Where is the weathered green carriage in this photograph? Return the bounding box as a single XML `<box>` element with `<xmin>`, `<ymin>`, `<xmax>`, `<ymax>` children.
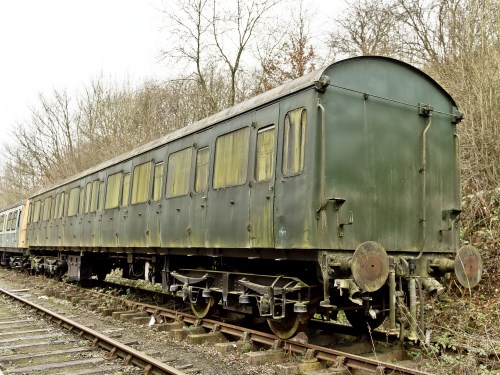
<box><xmin>2</xmin><ymin>56</ymin><xmax>482</xmax><ymax>339</ymax></box>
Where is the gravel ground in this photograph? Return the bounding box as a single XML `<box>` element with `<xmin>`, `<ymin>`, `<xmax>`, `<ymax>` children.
<box><xmin>0</xmin><ymin>269</ymin><xmax>283</xmax><ymax>375</ymax></box>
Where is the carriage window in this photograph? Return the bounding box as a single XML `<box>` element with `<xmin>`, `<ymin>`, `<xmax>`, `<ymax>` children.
<box><xmin>283</xmin><ymin>108</ymin><xmax>306</xmax><ymax>176</ymax></box>
<box><xmin>6</xmin><ymin>213</ymin><xmax>13</xmax><ymax>230</ymax></box>
<box><xmin>79</xmin><ymin>188</ymin><xmax>85</xmax><ymax>215</ymax></box>
<box><xmin>153</xmin><ymin>162</ymin><xmax>164</xmax><ymax>201</ymax></box>
<box><xmin>27</xmin><ymin>203</ymin><xmax>32</xmax><ymax>224</ymax></box>
<box><xmin>33</xmin><ymin>200</ymin><xmax>41</xmax><ymax>223</ymax></box>
<box><xmin>53</xmin><ymin>193</ymin><xmax>60</xmax><ymax>219</ymax></box>
<box><xmin>13</xmin><ymin>210</ymin><xmax>19</xmax><ymax>229</ymax></box>
<box><xmin>213</xmin><ymin>127</ymin><xmax>250</xmax><ymax>188</ymax></box>
<box><xmin>255</xmin><ymin>125</ymin><xmax>275</xmax><ymax>182</ymax></box>
<box><xmin>98</xmin><ymin>182</ymin><xmax>105</xmax><ymax>211</ymax></box>
<box><xmin>131</xmin><ymin>162</ymin><xmax>152</xmax><ymax>204</ymax></box>
<box><xmin>42</xmin><ymin>196</ymin><xmax>52</xmax><ymax>221</ymax></box>
<box><xmin>67</xmin><ymin>187</ymin><xmax>80</xmax><ymax>217</ymax></box>
<box><xmin>13</xmin><ymin>211</ymin><xmax>18</xmax><ymax>229</ymax></box>
<box><xmin>9</xmin><ymin>212</ymin><xmax>16</xmax><ymax>230</ymax></box>
<box><xmin>106</xmin><ymin>172</ymin><xmax>122</xmax><ymax>209</ymax></box>
<box><xmin>85</xmin><ymin>183</ymin><xmax>92</xmax><ymax>213</ymax></box>
<box><xmin>122</xmin><ymin>173</ymin><xmax>130</xmax><ymax>206</ymax></box>
<box><xmin>0</xmin><ymin>215</ymin><xmax>4</xmax><ymax>232</ymax></box>
<box><xmin>195</xmin><ymin>147</ymin><xmax>209</xmax><ymax>193</ymax></box>
<box><xmin>90</xmin><ymin>181</ymin><xmax>99</xmax><ymax>212</ymax></box>
<box><xmin>54</xmin><ymin>193</ymin><xmax>65</xmax><ymax>218</ymax></box>
<box><xmin>166</xmin><ymin>149</ymin><xmax>192</xmax><ymax>198</ymax></box>
<box><xmin>65</xmin><ymin>192</ymin><xmax>70</xmax><ymax>217</ymax></box>
<box><xmin>58</xmin><ymin>192</ymin><xmax>66</xmax><ymax>218</ymax></box>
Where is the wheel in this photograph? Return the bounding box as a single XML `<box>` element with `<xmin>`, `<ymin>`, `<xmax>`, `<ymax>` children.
<box><xmin>267</xmin><ymin>311</ymin><xmax>306</xmax><ymax>340</ymax></box>
<box><xmin>191</xmin><ymin>296</ymin><xmax>218</xmax><ymax>319</ymax></box>
<box><xmin>344</xmin><ymin>308</ymin><xmax>387</xmax><ymax>332</ymax></box>
<box><xmin>267</xmin><ymin>302</ymin><xmax>317</xmax><ymax>340</ymax></box>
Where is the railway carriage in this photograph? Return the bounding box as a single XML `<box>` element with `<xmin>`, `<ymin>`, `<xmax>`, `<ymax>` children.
<box><xmin>0</xmin><ymin>56</ymin><xmax>482</xmax><ymax>339</ymax></box>
<box><xmin>0</xmin><ymin>203</ymin><xmax>27</xmax><ymax>267</ymax></box>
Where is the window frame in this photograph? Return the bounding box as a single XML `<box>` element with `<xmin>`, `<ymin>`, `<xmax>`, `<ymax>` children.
<box><xmin>6</xmin><ymin>212</ymin><xmax>13</xmax><ymax>231</ymax></box>
<box><xmin>53</xmin><ymin>193</ymin><xmax>60</xmax><ymax>219</ymax></box>
<box><xmin>194</xmin><ymin>147</ymin><xmax>210</xmax><ymax>193</ymax></box>
<box><xmin>166</xmin><ymin>148</ymin><xmax>192</xmax><ymax>199</ymax></box>
<box><xmin>8</xmin><ymin>212</ymin><xmax>15</xmax><ymax>230</ymax></box>
<box><xmin>42</xmin><ymin>196</ymin><xmax>52</xmax><ymax>221</ymax></box>
<box><xmin>27</xmin><ymin>203</ymin><xmax>32</xmax><ymax>224</ymax></box>
<box><xmin>33</xmin><ymin>200</ymin><xmax>41</xmax><ymax>223</ymax></box>
<box><xmin>131</xmin><ymin>161</ymin><xmax>152</xmax><ymax>205</ymax></box>
<box><xmin>105</xmin><ymin>172</ymin><xmax>123</xmax><ymax>210</ymax></box>
<box><xmin>79</xmin><ymin>187</ymin><xmax>85</xmax><ymax>215</ymax></box>
<box><xmin>90</xmin><ymin>180</ymin><xmax>99</xmax><ymax>213</ymax></box>
<box><xmin>213</xmin><ymin>127</ymin><xmax>250</xmax><ymax>189</ymax></box>
<box><xmin>254</xmin><ymin>125</ymin><xmax>276</xmax><ymax>182</ymax></box>
<box><xmin>67</xmin><ymin>187</ymin><xmax>80</xmax><ymax>217</ymax></box>
<box><xmin>58</xmin><ymin>191</ymin><xmax>66</xmax><ymax>218</ymax></box>
<box><xmin>98</xmin><ymin>181</ymin><xmax>105</xmax><ymax>211</ymax></box>
<box><xmin>85</xmin><ymin>182</ymin><xmax>92</xmax><ymax>214</ymax></box>
<box><xmin>152</xmin><ymin>162</ymin><xmax>165</xmax><ymax>201</ymax></box>
<box><xmin>121</xmin><ymin>172</ymin><xmax>131</xmax><ymax>207</ymax></box>
<box><xmin>282</xmin><ymin>108</ymin><xmax>307</xmax><ymax>177</ymax></box>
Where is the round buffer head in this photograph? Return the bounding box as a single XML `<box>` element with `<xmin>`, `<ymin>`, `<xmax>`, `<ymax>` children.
<box><xmin>454</xmin><ymin>245</ymin><xmax>482</xmax><ymax>289</ymax></box>
<box><xmin>351</xmin><ymin>241</ymin><xmax>389</xmax><ymax>292</ymax></box>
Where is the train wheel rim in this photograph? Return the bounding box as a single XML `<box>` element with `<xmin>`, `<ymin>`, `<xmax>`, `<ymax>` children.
<box><xmin>267</xmin><ymin>312</ymin><xmax>305</xmax><ymax>340</ymax></box>
<box><xmin>191</xmin><ymin>296</ymin><xmax>217</xmax><ymax>319</ymax></box>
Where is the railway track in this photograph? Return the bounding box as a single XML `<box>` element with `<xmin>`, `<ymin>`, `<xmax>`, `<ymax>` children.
<box><xmin>0</xmin><ymin>286</ymin><xmax>187</xmax><ymax>375</ymax></box>
<box><xmin>0</xmin><ymin>270</ymin><xmax>434</xmax><ymax>375</ymax></box>
<box><xmin>0</xmin><ymin>270</ymin><xmax>438</xmax><ymax>375</ymax></box>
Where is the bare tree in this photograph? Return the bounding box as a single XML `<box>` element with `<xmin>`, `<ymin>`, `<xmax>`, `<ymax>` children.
<box><xmin>160</xmin><ymin>0</ymin><xmax>281</xmax><ymax>114</ymax></box>
<box><xmin>328</xmin><ymin>0</ymin><xmax>404</xmax><ymax>59</ymax></box>
<box><xmin>161</xmin><ymin>0</ymin><xmax>219</xmax><ymax>113</ymax></box>
<box><xmin>5</xmin><ymin>90</ymin><xmax>80</xmax><ymax>186</ymax></box>
<box><xmin>394</xmin><ymin>0</ymin><xmax>499</xmax><ymax>64</ymax></box>
<box><xmin>77</xmin><ymin>79</ymin><xmax>138</xmax><ymax>165</ymax></box>
<box><xmin>211</xmin><ymin>0</ymin><xmax>281</xmax><ymax>105</ymax></box>
<box><xmin>256</xmin><ymin>1</ymin><xmax>319</xmax><ymax>92</ymax></box>
<box><xmin>0</xmin><ymin>161</ymin><xmax>34</xmax><ymax>206</ymax></box>
<box><xmin>0</xmin><ymin>89</ymin><xmax>85</xmax><ymax>205</ymax></box>
<box><xmin>0</xmin><ymin>72</ymin><xmax>238</xmax><ymax>210</ymax></box>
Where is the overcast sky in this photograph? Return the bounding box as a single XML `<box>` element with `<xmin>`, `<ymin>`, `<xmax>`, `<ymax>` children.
<box><xmin>0</xmin><ymin>0</ymin><xmax>335</xmax><ymax>149</ymax></box>
<box><xmin>0</xmin><ymin>0</ymin><xmax>166</xmax><ymax>146</ymax></box>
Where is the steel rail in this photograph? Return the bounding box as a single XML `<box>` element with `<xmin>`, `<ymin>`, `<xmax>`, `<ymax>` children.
<box><xmin>63</xmin><ymin>283</ymin><xmax>432</xmax><ymax>375</ymax></box>
<box><xmin>0</xmin><ymin>286</ymin><xmax>187</xmax><ymax>375</ymax></box>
